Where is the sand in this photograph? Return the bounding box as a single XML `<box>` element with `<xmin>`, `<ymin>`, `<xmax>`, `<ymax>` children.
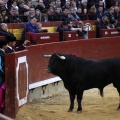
<box><xmin>15</xmin><ymin>84</ymin><xmax>120</xmax><ymax>120</ymax></box>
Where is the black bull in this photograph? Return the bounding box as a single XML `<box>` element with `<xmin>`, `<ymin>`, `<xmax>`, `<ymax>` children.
<box><xmin>44</xmin><ymin>53</ymin><xmax>120</xmax><ymax>113</ymax></box>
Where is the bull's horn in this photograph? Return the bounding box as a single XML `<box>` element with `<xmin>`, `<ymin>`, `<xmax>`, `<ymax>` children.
<box><xmin>42</xmin><ymin>54</ymin><xmax>51</xmax><ymax>58</ymax></box>
<box><xmin>56</xmin><ymin>54</ymin><xmax>66</xmax><ymax>60</ymax></box>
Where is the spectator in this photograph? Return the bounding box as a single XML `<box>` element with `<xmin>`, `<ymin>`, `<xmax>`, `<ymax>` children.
<box><xmin>26</xmin><ymin>0</ymin><xmax>33</xmax><ymax>8</ymax></box>
<box><xmin>0</xmin><ymin>1</ymin><xmax>4</xmax><ymax>12</ymax></box>
<box><xmin>41</xmin><ymin>9</ymin><xmax>48</xmax><ymax>22</ymax></box>
<box><xmin>11</xmin><ymin>0</ymin><xmax>19</xmax><ymax>10</ymax></box>
<box><xmin>98</xmin><ymin>15</ymin><xmax>114</xmax><ymax>29</ymax></box>
<box><xmin>54</xmin><ymin>0</ymin><xmax>61</xmax><ymax>9</ymax></box>
<box><xmin>76</xmin><ymin>7</ymin><xmax>83</xmax><ymax>19</ymax></box>
<box><xmin>56</xmin><ymin>21</ymin><xmax>71</xmax><ymax>41</ymax></box>
<box><xmin>76</xmin><ymin>7</ymin><xmax>88</xmax><ymax>20</ymax></box>
<box><xmin>62</xmin><ymin>8</ymin><xmax>70</xmax><ymax>21</ymax></box>
<box><xmin>28</xmin><ymin>7</ymin><xmax>35</xmax><ymax>21</ymax></box>
<box><xmin>88</xmin><ymin>5</ymin><xmax>97</xmax><ymax>20</ymax></box>
<box><xmin>78</xmin><ymin>0</ymin><xmax>88</xmax><ymax>13</ymax></box>
<box><xmin>43</xmin><ymin>0</ymin><xmax>49</xmax><ymax>8</ymax></box>
<box><xmin>48</xmin><ymin>0</ymin><xmax>55</xmax><ymax>9</ymax></box>
<box><xmin>71</xmin><ymin>1</ymin><xmax>77</xmax><ymax>12</ymax></box>
<box><xmin>0</xmin><ymin>8</ymin><xmax>10</xmax><ymax>23</ymax></box>
<box><xmin>25</xmin><ymin>16</ymin><xmax>39</xmax><ymax>44</ymax></box>
<box><xmin>35</xmin><ymin>0</ymin><xmax>45</xmax><ymax>12</ymax></box>
<box><xmin>18</xmin><ymin>0</ymin><xmax>25</xmax><ymax>15</ymax></box>
<box><xmin>68</xmin><ymin>7</ymin><xmax>80</xmax><ymax>21</ymax></box>
<box><xmin>2</xmin><ymin>0</ymin><xmax>11</xmax><ymax>14</ymax></box>
<box><xmin>0</xmin><ymin>23</ymin><xmax>15</xmax><ymax>39</ymax></box>
<box><xmin>9</xmin><ymin>7</ymin><xmax>22</xmax><ymax>23</ymax></box>
<box><xmin>36</xmin><ymin>22</ymin><xmax>48</xmax><ymax>32</ymax></box>
<box><xmin>0</xmin><ymin>39</ymin><xmax>8</xmax><ymax>113</ymax></box>
<box><xmin>20</xmin><ymin>8</ymin><xmax>29</xmax><ymax>22</ymax></box>
<box><xmin>47</xmin><ymin>7</ymin><xmax>55</xmax><ymax>21</ymax></box>
<box><xmin>113</xmin><ymin>1</ymin><xmax>120</xmax><ymax>7</ymax></box>
<box><xmin>54</xmin><ymin>7</ymin><xmax>62</xmax><ymax>21</ymax></box>
<box><xmin>87</xmin><ymin>0</ymin><xmax>99</xmax><ymax>9</ymax></box>
<box><xmin>97</xmin><ymin>6</ymin><xmax>104</xmax><ymax>21</ymax></box>
<box><xmin>106</xmin><ymin>6</ymin><xmax>115</xmax><ymax>24</ymax></box>
<box><xmin>82</xmin><ymin>8</ymin><xmax>89</xmax><ymax>20</ymax></box>
<box><xmin>75</xmin><ymin>21</ymin><xmax>88</xmax><ymax>39</ymax></box>
<box><xmin>67</xmin><ymin>20</ymin><xmax>86</xmax><ymax>32</ymax></box>
<box><xmin>5</xmin><ymin>36</ymin><xmax>29</xmax><ymax>53</ymax></box>
<box><xmin>114</xmin><ymin>6</ymin><xmax>120</xmax><ymax>25</ymax></box>
<box><xmin>62</xmin><ymin>0</ymin><xmax>71</xmax><ymax>10</ymax></box>
<box><xmin>35</xmin><ymin>9</ymin><xmax>41</xmax><ymax>22</ymax></box>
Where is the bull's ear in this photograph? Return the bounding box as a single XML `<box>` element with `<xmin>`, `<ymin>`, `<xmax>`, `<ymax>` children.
<box><xmin>56</xmin><ymin>54</ymin><xmax>66</xmax><ymax>60</ymax></box>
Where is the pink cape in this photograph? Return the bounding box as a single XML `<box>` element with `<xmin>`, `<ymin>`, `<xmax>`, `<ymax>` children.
<box><xmin>0</xmin><ymin>84</ymin><xmax>5</xmax><ymax>109</ymax></box>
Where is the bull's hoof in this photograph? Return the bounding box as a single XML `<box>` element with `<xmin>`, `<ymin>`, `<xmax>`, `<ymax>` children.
<box><xmin>77</xmin><ymin>111</ymin><xmax>82</xmax><ymax>114</ymax></box>
<box><xmin>117</xmin><ymin>108</ymin><xmax>120</xmax><ymax>111</ymax></box>
<box><xmin>117</xmin><ymin>106</ymin><xmax>120</xmax><ymax>111</ymax></box>
<box><xmin>67</xmin><ymin>109</ymin><xmax>73</xmax><ymax>112</ymax></box>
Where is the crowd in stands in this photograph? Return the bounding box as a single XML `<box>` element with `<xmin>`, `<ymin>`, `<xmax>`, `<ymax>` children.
<box><xmin>0</xmin><ymin>0</ymin><xmax>118</xmax><ymax>23</ymax></box>
<box><xmin>0</xmin><ymin>0</ymin><xmax>119</xmax><ymax>38</ymax></box>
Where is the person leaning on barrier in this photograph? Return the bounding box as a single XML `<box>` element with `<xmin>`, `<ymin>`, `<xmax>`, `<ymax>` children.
<box><xmin>0</xmin><ymin>39</ymin><xmax>8</xmax><ymax>113</ymax></box>
<box><xmin>98</xmin><ymin>15</ymin><xmax>114</xmax><ymax>29</ymax></box>
<box><xmin>56</xmin><ymin>21</ymin><xmax>71</xmax><ymax>41</ymax></box>
<box><xmin>0</xmin><ymin>23</ymin><xmax>15</xmax><ymax>39</ymax></box>
<box><xmin>5</xmin><ymin>36</ymin><xmax>29</xmax><ymax>53</ymax></box>
<box><xmin>36</xmin><ymin>22</ymin><xmax>48</xmax><ymax>33</ymax></box>
<box><xmin>25</xmin><ymin>16</ymin><xmax>39</xmax><ymax>44</ymax></box>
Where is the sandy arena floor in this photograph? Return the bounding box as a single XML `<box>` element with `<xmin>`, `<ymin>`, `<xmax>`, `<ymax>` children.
<box><xmin>15</xmin><ymin>84</ymin><xmax>120</xmax><ymax>120</ymax></box>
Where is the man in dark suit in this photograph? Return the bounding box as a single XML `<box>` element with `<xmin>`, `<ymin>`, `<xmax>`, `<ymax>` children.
<box><xmin>97</xmin><ymin>6</ymin><xmax>104</xmax><ymax>21</ymax></box>
<box><xmin>5</xmin><ymin>36</ymin><xmax>29</xmax><ymax>53</ymax></box>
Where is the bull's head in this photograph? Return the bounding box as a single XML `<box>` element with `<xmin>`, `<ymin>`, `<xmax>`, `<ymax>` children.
<box><xmin>43</xmin><ymin>53</ymin><xmax>66</xmax><ymax>75</ymax></box>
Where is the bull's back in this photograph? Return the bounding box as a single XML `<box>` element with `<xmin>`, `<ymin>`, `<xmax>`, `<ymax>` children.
<box><xmin>72</xmin><ymin>58</ymin><xmax>120</xmax><ymax>90</ymax></box>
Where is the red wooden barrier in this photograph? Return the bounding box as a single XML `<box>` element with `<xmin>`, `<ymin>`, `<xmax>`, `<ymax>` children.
<box><xmin>5</xmin><ymin>50</ymin><xmax>28</xmax><ymax>118</ymax></box>
<box><xmin>100</xmin><ymin>28</ymin><xmax>120</xmax><ymax>37</ymax></box>
<box><xmin>36</xmin><ymin>32</ymin><xmax>59</xmax><ymax>44</ymax></box>
<box><xmin>63</xmin><ymin>30</ymin><xmax>96</xmax><ymax>41</ymax></box>
<box><xmin>4</xmin><ymin>36</ymin><xmax>120</xmax><ymax>118</ymax></box>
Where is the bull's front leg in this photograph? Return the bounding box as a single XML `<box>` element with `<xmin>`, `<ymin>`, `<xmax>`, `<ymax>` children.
<box><xmin>67</xmin><ymin>91</ymin><xmax>75</xmax><ymax>112</ymax></box>
<box><xmin>77</xmin><ymin>91</ymin><xmax>83</xmax><ymax>113</ymax></box>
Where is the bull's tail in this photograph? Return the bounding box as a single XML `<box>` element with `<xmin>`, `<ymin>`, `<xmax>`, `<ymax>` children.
<box><xmin>99</xmin><ymin>88</ymin><xmax>104</xmax><ymax>97</ymax></box>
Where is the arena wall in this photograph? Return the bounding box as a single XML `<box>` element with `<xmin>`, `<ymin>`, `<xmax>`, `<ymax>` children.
<box><xmin>4</xmin><ymin>36</ymin><xmax>120</xmax><ymax>118</ymax></box>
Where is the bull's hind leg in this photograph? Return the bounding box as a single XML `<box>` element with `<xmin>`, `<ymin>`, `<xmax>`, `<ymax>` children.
<box><xmin>117</xmin><ymin>96</ymin><xmax>120</xmax><ymax>110</ymax></box>
<box><xmin>113</xmin><ymin>83</ymin><xmax>120</xmax><ymax>110</ymax></box>
<box><xmin>67</xmin><ymin>91</ymin><xmax>75</xmax><ymax>112</ymax></box>
<box><xmin>116</xmin><ymin>88</ymin><xmax>120</xmax><ymax>110</ymax></box>
<box><xmin>76</xmin><ymin>91</ymin><xmax>83</xmax><ymax>113</ymax></box>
